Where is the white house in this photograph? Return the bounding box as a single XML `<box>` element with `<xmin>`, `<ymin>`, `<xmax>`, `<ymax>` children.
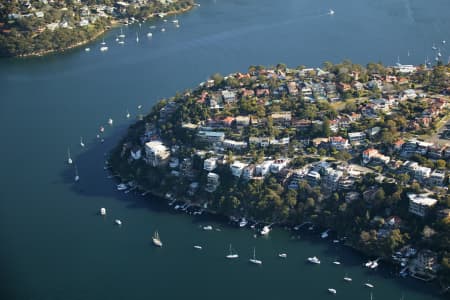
<box><xmin>204</xmin><ymin>157</ymin><xmax>218</xmax><ymax>171</ymax></box>
<box><xmin>205</xmin><ymin>172</ymin><xmax>220</xmax><ymax>192</ymax></box>
<box><xmin>270</xmin><ymin>159</ymin><xmax>288</xmax><ymax>174</ymax></box>
<box><xmin>408</xmin><ymin>193</ymin><xmax>437</xmax><ymax>217</ymax></box>
<box><xmin>230</xmin><ymin>161</ymin><xmax>248</xmax><ymax>177</ymax></box>
<box><xmin>144</xmin><ymin>141</ymin><xmax>170</xmax><ymax>167</ymax></box>
<box><xmin>348</xmin><ymin>132</ymin><xmax>366</xmax><ymax>143</ymax></box>
<box><xmin>255</xmin><ymin>160</ymin><xmax>273</xmax><ymax>177</ymax></box>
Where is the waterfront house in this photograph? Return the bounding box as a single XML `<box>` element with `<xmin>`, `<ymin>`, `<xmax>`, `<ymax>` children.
<box><xmin>407</xmin><ymin>194</ymin><xmax>437</xmax><ymax>217</ymax></box>
<box><xmin>410</xmin><ymin>250</ymin><xmax>439</xmax><ymax>281</ymax></box>
<box><xmin>145</xmin><ymin>141</ymin><xmax>170</xmax><ymax>167</ymax></box>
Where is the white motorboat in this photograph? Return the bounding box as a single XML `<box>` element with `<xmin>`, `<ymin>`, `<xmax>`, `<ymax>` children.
<box><xmin>100</xmin><ymin>126</ymin><xmax>105</xmax><ymax>133</ymax></box>
<box><xmin>226</xmin><ymin>244</ymin><xmax>239</xmax><ymax>259</ymax></box>
<box><xmin>278</xmin><ymin>253</ymin><xmax>287</xmax><ymax>258</ymax></box>
<box><xmin>328</xmin><ymin>288</ymin><xmax>337</xmax><ymax>294</ymax></box>
<box><xmin>443</xmin><ymin>40</ymin><xmax>446</xmax><ymax>44</ymax></box>
<box><xmin>193</xmin><ymin>245</ymin><xmax>202</xmax><ymax>250</ymax></box>
<box><xmin>343</xmin><ymin>276</ymin><xmax>352</xmax><ymax>282</ymax></box>
<box><xmin>161</xmin><ymin>28</ymin><xmax>166</xmax><ymax>32</ymax></box>
<box><xmin>239</xmin><ymin>217</ymin><xmax>248</xmax><ymax>228</ymax></box>
<box><xmin>108</xmin><ymin>118</ymin><xmax>113</xmax><ymax>126</ymax></box>
<box><xmin>126</xmin><ymin>110</ymin><xmax>130</xmax><ymax>119</ymax></box>
<box><xmin>328</xmin><ymin>9</ymin><xmax>335</xmax><ymax>15</ymax></box>
<box><xmin>74</xmin><ymin>165</ymin><xmax>80</xmax><ymax>182</ymax></box>
<box><xmin>432</xmin><ymin>44</ymin><xmax>437</xmax><ymax>50</ymax></box>
<box><xmin>370</xmin><ymin>260</ymin><xmax>379</xmax><ymax>269</ymax></box>
<box><xmin>203</xmin><ymin>225</ymin><xmax>213</xmax><ymax>231</ymax></box>
<box><xmin>85</xmin><ymin>48</ymin><xmax>90</xmax><ymax>52</ymax></box>
<box><xmin>137</xmin><ymin>104</ymin><xmax>142</xmax><ymax>109</ymax></box>
<box><xmin>249</xmin><ymin>248</ymin><xmax>262</xmax><ymax>265</ymax></box>
<box><xmin>136</xmin><ymin>32</ymin><xmax>139</xmax><ymax>43</ymax></box>
<box><xmin>332</xmin><ymin>239</ymin><xmax>339</xmax><ymax>243</ymax></box>
<box><xmin>80</xmin><ymin>137</ymin><xmax>85</xmax><ymax>148</ymax></box>
<box><xmin>321</xmin><ymin>229</ymin><xmax>329</xmax><ymax>238</ymax></box>
<box><xmin>67</xmin><ymin>148</ymin><xmax>73</xmax><ymax>165</ymax></box>
<box><xmin>149</xmin><ymin>25</ymin><xmax>156</xmax><ymax>29</ymax></box>
<box><xmin>333</xmin><ymin>261</ymin><xmax>341</xmax><ymax>265</ymax></box>
<box><xmin>152</xmin><ymin>230</ymin><xmax>163</xmax><ymax>247</ymax></box>
<box><xmin>365</xmin><ymin>260</ymin><xmax>374</xmax><ymax>268</ymax></box>
<box><xmin>175</xmin><ymin>24</ymin><xmax>180</xmax><ymax>28</ymax></box>
<box><xmin>364</xmin><ymin>283</ymin><xmax>374</xmax><ymax>288</ymax></box>
<box><xmin>117</xmin><ymin>183</ymin><xmax>127</xmax><ymax>191</ymax></box>
<box><xmin>100</xmin><ymin>46</ymin><xmax>108</xmax><ymax>52</ymax></box>
<box><xmin>100</xmin><ymin>207</ymin><xmax>106</xmax><ymax>216</ymax></box>
<box><xmin>118</xmin><ymin>40</ymin><xmax>125</xmax><ymax>45</ymax></box>
<box><xmin>260</xmin><ymin>225</ymin><xmax>270</xmax><ymax>235</ymax></box>
<box><xmin>115</xmin><ymin>219</ymin><xmax>122</xmax><ymax>225</ymax></box>
<box><xmin>147</xmin><ymin>32</ymin><xmax>152</xmax><ymax>37</ymax></box>
<box><xmin>307</xmin><ymin>256</ymin><xmax>321</xmax><ymax>264</ymax></box>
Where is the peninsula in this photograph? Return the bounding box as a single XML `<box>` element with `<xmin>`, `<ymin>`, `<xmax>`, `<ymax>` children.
<box><xmin>109</xmin><ymin>61</ymin><xmax>450</xmax><ymax>291</ymax></box>
<box><xmin>0</xmin><ymin>0</ymin><xmax>194</xmax><ymax>57</ymax></box>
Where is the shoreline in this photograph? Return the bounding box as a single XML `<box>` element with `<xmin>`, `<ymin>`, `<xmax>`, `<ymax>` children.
<box><xmin>12</xmin><ymin>4</ymin><xmax>195</xmax><ymax>59</ymax></box>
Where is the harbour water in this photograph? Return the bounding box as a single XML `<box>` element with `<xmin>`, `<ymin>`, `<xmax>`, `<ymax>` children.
<box><xmin>0</xmin><ymin>0</ymin><xmax>449</xmax><ymax>299</ymax></box>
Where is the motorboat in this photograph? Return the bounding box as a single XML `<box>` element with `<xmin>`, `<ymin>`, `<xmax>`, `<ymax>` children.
<box><xmin>108</xmin><ymin>118</ymin><xmax>113</xmax><ymax>126</ymax></box>
<box><xmin>115</xmin><ymin>219</ymin><xmax>122</xmax><ymax>225</ymax></box>
<box><xmin>85</xmin><ymin>48</ymin><xmax>90</xmax><ymax>52</ymax></box>
<box><xmin>100</xmin><ymin>126</ymin><xmax>105</xmax><ymax>132</ymax></box>
<box><xmin>278</xmin><ymin>253</ymin><xmax>287</xmax><ymax>258</ymax></box>
<box><xmin>365</xmin><ymin>260</ymin><xmax>374</xmax><ymax>268</ymax></box>
<box><xmin>147</xmin><ymin>32</ymin><xmax>153</xmax><ymax>37</ymax></box>
<box><xmin>260</xmin><ymin>225</ymin><xmax>270</xmax><ymax>235</ymax></box>
<box><xmin>80</xmin><ymin>137</ymin><xmax>85</xmax><ymax>148</ymax></box>
<box><xmin>249</xmin><ymin>248</ymin><xmax>262</xmax><ymax>265</ymax></box>
<box><xmin>161</xmin><ymin>28</ymin><xmax>166</xmax><ymax>32</ymax></box>
<box><xmin>118</xmin><ymin>40</ymin><xmax>125</xmax><ymax>45</ymax></box>
<box><xmin>364</xmin><ymin>283</ymin><xmax>374</xmax><ymax>288</ymax></box>
<box><xmin>239</xmin><ymin>217</ymin><xmax>248</xmax><ymax>228</ymax></box>
<box><xmin>203</xmin><ymin>225</ymin><xmax>213</xmax><ymax>231</ymax></box>
<box><xmin>343</xmin><ymin>276</ymin><xmax>352</xmax><ymax>282</ymax></box>
<box><xmin>328</xmin><ymin>288</ymin><xmax>337</xmax><ymax>294</ymax></box>
<box><xmin>333</xmin><ymin>261</ymin><xmax>341</xmax><ymax>265</ymax></box>
<box><xmin>328</xmin><ymin>9</ymin><xmax>335</xmax><ymax>15</ymax></box>
<box><xmin>136</xmin><ymin>32</ymin><xmax>139</xmax><ymax>43</ymax></box>
<box><xmin>100</xmin><ymin>207</ymin><xmax>106</xmax><ymax>216</ymax></box>
<box><xmin>100</xmin><ymin>46</ymin><xmax>108</xmax><ymax>52</ymax></box>
<box><xmin>126</xmin><ymin>110</ymin><xmax>130</xmax><ymax>119</ymax></box>
<box><xmin>193</xmin><ymin>245</ymin><xmax>202</xmax><ymax>250</ymax></box>
<box><xmin>307</xmin><ymin>256</ymin><xmax>320</xmax><ymax>264</ymax></box>
<box><xmin>226</xmin><ymin>244</ymin><xmax>239</xmax><ymax>259</ymax></box>
<box><xmin>152</xmin><ymin>230</ymin><xmax>163</xmax><ymax>247</ymax></box>
<box><xmin>321</xmin><ymin>229</ymin><xmax>329</xmax><ymax>238</ymax></box>
<box><xmin>137</xmin><ymin>104</ymin><xmax>142</xmax><ymax>109</ymax></box>
<box><xmin>74</xmin><ymin>165</ymin><xmax>80</xmax><ymax>182</ymax></box>
<box><xmin>117</xmin><ymin>183</ymin><xmax>127</xmax><ymax>191</ymax></box>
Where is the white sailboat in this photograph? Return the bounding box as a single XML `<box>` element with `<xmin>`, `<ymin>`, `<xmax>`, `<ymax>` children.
<box><xmin>136</xmin><ymin>32</ymin><xmax>139</xmax><ymax>43</ymax></box>
<box><xmin>226</xmin><ymin>244</ymin><xmax>239</xmax><ymax>259</ymax></box>
<box><xmin>119</xmin><ymin>28</ymin><xmax>125</xmax><ymax>38</ymax></box>
<box><xmin>74</xmin><ymin>165</ymin><xmax>80</xmax><ymax>182</ymax></box>
<box><xmin>343</xmin><ymin>274</ymin><xmax>352</xmax><ymax>282</ymax></box>
<box><xmin>249</xmin><ymin>247</ymin><xmax>262</xmax><ymax>265</ymax></box>
<box><xmin>101</xmin><ymin>38</ymin><xmax>106</xmax><ymax>45</ymax></box>
<box><xmin>80</xmin><ymin>137</ymin><xmax>85</xmax><ymax>148</ymax></box>
<box><xmin>67</xmin><ymin>148</ymin><xmax>73</xmax><ymax>165</ymax></box>
<box><xmin>152</xmin><ymin>230</ymin><xmax>163</xmax><ymax>247</ymax></box>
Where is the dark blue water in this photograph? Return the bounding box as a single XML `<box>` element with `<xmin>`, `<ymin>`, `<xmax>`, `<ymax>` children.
<box><xmin>1</xmin><ymin>0</ymin><xmax>448</xmax><ymax>299</ymax></box>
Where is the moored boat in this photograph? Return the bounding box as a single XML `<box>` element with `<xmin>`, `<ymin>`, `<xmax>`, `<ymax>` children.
<box><xmin>249</xmin><ymin>247</ymin><xmax>262</xmax><ymax>265</ymax></box>
<box><xmin>100</xmin><ymin>207</ymin><xmax>106</xmax><ymax>215</ymax></box>
<box><xmin>152</xmin><ymin>230</ymin><xmax>163</xmax><ymax>247</ymax></box>
<box><xmin>307</xmin><ymin>256</ymin><xmax>321</xmax><ymax>264</ymax></box>
<box><xmin>226</xmin><ymin>244</ymin><xmax>239</xmax><ymax>259</ymax></box>
<box><xmin>328</xmin><ymin>288</ymin><xmax>337</xmax><ymax>294</ymax></box>
<box><xmin>260</xmin><ymin>225</ymin><xmax>270</xmax><ymax>235</ymax></box>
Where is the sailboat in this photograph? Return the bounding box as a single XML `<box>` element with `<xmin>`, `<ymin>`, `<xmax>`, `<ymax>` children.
<box><xmin>80</xmin><ymin>137</ymin><xmax>85</xmax><ymax>148</ymax></box>
<box><xmin>226</xmin><ymin>244</ymin><xmax>239</xmax><ymax>259</ymax></box>
<box><xmin>74</xmin><ymin>165</ymin><xmax>80</xmax><ymax>182</ymax></box>
<box><xmin>119</xmin><ymin>28</ymin><xmax>125</xmax><ymax>38</ymax></box>
<box><xmin>249</xmin><ymin>247</ymin><xmax>262</xmax><ymax>264</ymax></box>
<box><xmin>136</xmin><ymin>32</ymin><xmax>139</xmax><ymax>43</ymax></box>
<box><xmin>67</xmin><ymin>148</ymin><xmax>73</xmax><ymax>165</ymax></box>
<box><xmin>343</xmin><ymin>273</ymin><xmax>352</xmax><ymax>282</ymax></box>
<box><xmin>152</xmin><ymin>230</ymin><xmax>163</xmax><ymax>247</ymax></box>
<box><xmin>101</xmin><ymin>38</ymin><xmax>106</xmax><ymax>45</ymax></box>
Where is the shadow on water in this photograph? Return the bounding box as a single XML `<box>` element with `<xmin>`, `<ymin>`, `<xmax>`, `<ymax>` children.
<box><xmin>59</xmin><ymin>119</ymin><xmax>443</xmax><ymax>299</ymax></box>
